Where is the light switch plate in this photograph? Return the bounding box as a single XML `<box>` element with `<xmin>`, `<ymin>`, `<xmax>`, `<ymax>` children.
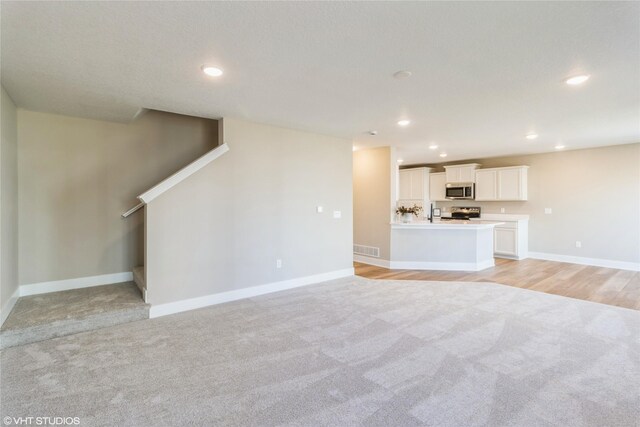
<box><xmin>333</xmin><ymin>210</ymin><xmax>341</xmax><ymax>219</ymax></box>
<box><xmin>316</xmin><ymin>206</ymin><xmax>323</xmax><ymax>213</ymax></box>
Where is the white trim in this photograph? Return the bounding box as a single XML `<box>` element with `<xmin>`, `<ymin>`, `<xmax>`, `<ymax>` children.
<box><xmin>529</xmin><ymin>252</ymin><xmax>640</xmax><ymax>272</ymax></box>
<box><xmin>0</xmin><ymin>287</ymin><xmax>20</xmax><ymax>327</ymax></box>
<box><xmin>149</xmin><ymin>268</ymin><xmax>354</xmax><ymax>318</ymax></box>
<box><xmin>20</xmin><ymin>272</ymin><xmax>134</xmax><ymax>296</ymax></box>
<box><xmin>354</xmin><ymin>255</ymin><xmax>495</xmax><ymax>271</ymax></box>
<box><xmin>353</xmin><ymin>254</ymin><xmax>391</xmax><ymax>268</ymax></box>
<box><xmin>495</xmin><ymin>254</ymin><xmax>528</xmax><ymax>261</ymax></box>
<box><xmin>389</xmin><ymin>259</ymin><xmax>495</xmax><ymax>272</ymax></box>
<box><xmin>138</xmin><ymin>143</ymin><xmax>229</xmax><ymax>204</ymax></box>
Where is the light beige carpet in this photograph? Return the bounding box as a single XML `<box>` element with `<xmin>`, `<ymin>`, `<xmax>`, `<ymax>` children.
<box><xmin>0</xmin><ymin>282</ymin><xmax>149</xmax><ymax>349</ymax></box>
<box><xmin>1</xmin><ymin>276</ymin><xmax>638</xmax><ymax>426</ymax></box>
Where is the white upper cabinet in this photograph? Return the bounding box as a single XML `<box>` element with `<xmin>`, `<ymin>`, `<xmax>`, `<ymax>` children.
<box><xmin>398</xmin><ymin>167</ymin><xmax>431</xmax><ymax>201</ymax></box>
<box><xmin>475</xmin><ymin>166</ymin><xmax>529</xmax><ymax>201</ymax></box>
<box><xmin>444</xmin><ymin>164</ymin><xmax>481</xmax><ymax>183</ymax></box>
<box><xmin>409</xmin><ymin>168</ymin><xmax>424</xmax><ymax>199</ymax></box>
<box><xmin>429</xmin><ymin>172</ymin><xmax>447</xmax><ymax>201</ymax></box>
<box><xmin>475</xmin><ymin>170</ymin><xmax>498</xmax><ymax>200</ymax></box>
<box><xmin>398</xmin><ymin>169</ymin><xmax>413</xmax><ymax>200</ymax></box>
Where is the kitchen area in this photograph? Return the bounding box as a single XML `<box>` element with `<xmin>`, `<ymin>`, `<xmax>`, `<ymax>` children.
<box><xmin>393</xmin><ymin>163</ymin><xmax>529</xmax><ymax>270</ymax></box>
<box><xmin>352</xmin><ymin>148</ymin><xmax>530</xmax><ymax>272</ymax></box>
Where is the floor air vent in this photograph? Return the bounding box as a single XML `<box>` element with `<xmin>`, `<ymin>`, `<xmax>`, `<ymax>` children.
<box><xmin>353</xmin><ymin>244</ymin><xmax>380</xmax><ymax>258</ymax></box>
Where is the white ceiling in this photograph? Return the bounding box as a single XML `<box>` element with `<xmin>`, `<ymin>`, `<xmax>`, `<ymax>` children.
<box><xmin>2</xmin><ymin>2</ymin><xmax>639</xmax><ymax>163</ymax></box>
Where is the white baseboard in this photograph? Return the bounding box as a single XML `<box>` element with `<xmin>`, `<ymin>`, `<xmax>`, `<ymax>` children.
<box><xmin>20</xmin><ymin>271</ymin><xmax>134</xmax><ymax>297</ymax></box>
<box><xmin>353</xmin><ymin>254</ymin><xmax>390</xmax><ymax>268</ymax></box>
<box><xmin>528</xmin><ymin>252</ymin><xmax>640</xmax><ymax>272</ymax></box>
<box><xmin>0</xmin><ymin>286</ymin><xmax>20</xmax><ymax>327</ymax></box>
<box><xmin>149</xmin><ymin>268</ymin><xmax>355</xmax><ymax>318</ymax></box>
<box><xmin>389</xmin><ymin>259</ymin><xmax>495</xmax><ymax>272</ymax></box>
<box><xmin>354</xmin><ymin>254</ymin><xmax>495</xmax><ymax>271</ymax></box>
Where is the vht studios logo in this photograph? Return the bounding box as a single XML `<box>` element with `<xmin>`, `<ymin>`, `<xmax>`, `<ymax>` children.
<box><xmin>3</xmin><ymin>416</ymin><xmax>80</xmax><ymax>426</ymax></box>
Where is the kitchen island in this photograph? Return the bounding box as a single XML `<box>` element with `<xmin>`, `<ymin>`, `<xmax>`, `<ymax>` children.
<box><xmin>390</xmin><ymin>220</ymin><xmax>504</xmax><ymax>271</ymax></box>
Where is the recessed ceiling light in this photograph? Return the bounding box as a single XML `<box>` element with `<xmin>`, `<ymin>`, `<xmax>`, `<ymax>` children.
<box><xmin>565</xmin><ymin>75</ymin><xmax>589</xmax><ymax>85</ymax></box>
<box><xmin>526</xmin><ymin>134</ymin><xmax>538</xmax><ymax>140</ymax></box>
<box><xmin>439</xmin><ymin>153</ymin><xmax>448</xmax><ymax>158</ymax></box>
<box><xmin>429</xmin><ymin>144</ymin><xmax>438</xmax><ymax>150</ymax></box>
<box><xmin>555</xmin><ymin>145</ymin><xmax>565</xmax><ymax>150</ymax></box>
<box><xmin>202</xmin><ymin>66</ymin><xmax>223</xmax><ymax>77</ymax></box>
<box><xmin>393</xmin><ymin>70</ymin><xmax>412</xmax><ymax>79</ymax></box>
<box><xmin>397</xmin><ymin>120</ymin><xmax>411</xmax><ymax>127</ymax></box>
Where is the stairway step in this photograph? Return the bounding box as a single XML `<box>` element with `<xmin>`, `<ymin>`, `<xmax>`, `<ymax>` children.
<box><xmin>0</xmin><ymin>282</ymin><xmax>149</xmax><ymax>350</ymax></box>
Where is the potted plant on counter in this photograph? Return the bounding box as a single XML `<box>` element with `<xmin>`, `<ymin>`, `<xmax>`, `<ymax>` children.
<box><xmin>396</xmin><ymin>204</ymin><xmax>423</xmax><ymax>223</ymax></box>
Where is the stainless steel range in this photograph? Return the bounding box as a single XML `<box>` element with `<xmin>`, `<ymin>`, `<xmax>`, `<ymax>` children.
<box><xmin>440</xmin><ymin>206</ymin><xmax>481</xmax><ymax>221</ymax></box>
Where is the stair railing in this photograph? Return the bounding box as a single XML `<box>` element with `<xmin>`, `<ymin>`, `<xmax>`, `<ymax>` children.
<box><xmin>121</xmin><ymin>202</ymin><xmax>144</xmax><ymax>218</ymax></box>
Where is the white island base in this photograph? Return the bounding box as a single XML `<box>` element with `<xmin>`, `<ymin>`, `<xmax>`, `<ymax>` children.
<box><xmin>390</xmin><ymin>221</ymin><xmax>502</xmax><ymax>271</ymax></box>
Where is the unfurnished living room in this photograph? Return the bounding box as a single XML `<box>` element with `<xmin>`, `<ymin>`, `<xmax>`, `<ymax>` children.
<box><xmin>0</xmin><ymin>2</ymin><xmax>639</xmax><ymax>426</ymax></box>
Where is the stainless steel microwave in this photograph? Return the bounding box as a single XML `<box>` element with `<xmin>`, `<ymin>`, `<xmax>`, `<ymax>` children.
<box><xmin>445</xmin><ymin>183</ymin><xmax>475</xmax><ymax>200</ymax></box>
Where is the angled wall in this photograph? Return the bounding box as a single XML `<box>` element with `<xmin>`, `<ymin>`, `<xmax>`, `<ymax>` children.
<box><xmin>145</xmin><ymin>118</ymin><xmax>353</xmax><ymax>307</ymax></box>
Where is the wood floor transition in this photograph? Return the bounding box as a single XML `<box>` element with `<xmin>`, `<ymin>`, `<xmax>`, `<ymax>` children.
<box><xmin>354</xmin><ymin>258</ymin><xmax>640</xmax><ymax>311</ymax></box>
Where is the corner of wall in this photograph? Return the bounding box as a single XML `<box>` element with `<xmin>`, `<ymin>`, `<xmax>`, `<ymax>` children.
<box><xmin>0</xmin><ymin>85</ymin><xmax>20</xmax><ymax>322</ymax></box>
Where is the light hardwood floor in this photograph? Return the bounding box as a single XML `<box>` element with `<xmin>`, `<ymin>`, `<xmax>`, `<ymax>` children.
<box><xmin>355</xmin><ymin>258</ymin><xmax>640</xmax><ymax>311</ymax></box>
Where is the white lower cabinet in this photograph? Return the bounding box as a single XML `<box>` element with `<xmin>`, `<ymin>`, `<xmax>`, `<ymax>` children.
<box><xmin>473</xmin><ymin>216</ymin><xmax>529</xmax><ymax>260</ymax></box>
<box><xmin>494</xmin><ymin>227</ymin><xmax>518</xmax><ymax>257</ymax></box>
<box><xmin>493</xmin><ymin>220</ymin><xmax>528</xmax><ymax>260</ymax></box>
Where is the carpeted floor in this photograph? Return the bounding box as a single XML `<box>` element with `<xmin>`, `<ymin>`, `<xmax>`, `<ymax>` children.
<box><xmin>0</xmin><ymin>282</ymin><xmax>149</xmax><ymax>349</ymax></box>
<box><xmin>1</xmin><ymin>276</ymin><xmax>638</xmax><ymax>426</ymax></box>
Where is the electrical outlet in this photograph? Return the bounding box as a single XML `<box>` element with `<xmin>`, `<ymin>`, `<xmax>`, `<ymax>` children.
<box><xmin>575</xmin><ymin>241</ymin><xmax>582</xmax><ymax>248</ymax></box>
<box><xmin>500</xmin><ymin>208</ymin><xmax>506</xmax><ymax>213</ymax></box>
<box><xmin>316</xmin><ymin>206</ymin><xmax>323</xmax><ymax>213</ymax></box>
<box><xmin>276</xmin><ymin>259</ymin><xmax>282</xmax><ymax>269</ymax></box>
<box><xmin>333</xmin><ymin>210</ymin><xmax>342</xmax><ymax>219</ymax></box>
<box><xmin>544</xmin><ymin>208</ymin><xmax>552</xmax><ymax>214</ymax></box>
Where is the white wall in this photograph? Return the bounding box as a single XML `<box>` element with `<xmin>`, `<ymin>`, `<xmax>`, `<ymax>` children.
<box><xmin>433</xmin><ymin>143</ymin><xmax>640</xmax><ymax>265</ymax></box>
<box><xmin>17</xmin><ymin>110</ymin><xmax>219</xmax><ymax>285</ymax></box>
<box><xmin>145</xmin><ymin>118</ymin><xmax>353</xmax><ymax>306</ymax></box>
<box><xmin>1</xmin><ymin>86</ymin><xmax>19</xmax><ymax>320</ymax></box>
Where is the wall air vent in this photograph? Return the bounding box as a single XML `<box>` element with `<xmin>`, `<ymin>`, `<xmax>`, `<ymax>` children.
<box><xmin>353</xmin><ymin>244</ymin><xmax>380</xmax><ymax>258</ymax></box>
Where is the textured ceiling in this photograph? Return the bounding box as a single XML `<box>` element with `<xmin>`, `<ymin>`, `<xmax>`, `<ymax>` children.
<box><xmin>1</xmin><ymin>2</ymin><xmax>639</xmax><ymax>163</ymax></box>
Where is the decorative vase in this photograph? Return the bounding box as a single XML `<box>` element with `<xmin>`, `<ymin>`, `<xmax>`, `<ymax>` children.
<box><xmin>402</xmin><ymin>213</ymin><xmax>413</xmax><ymax>223</ymax></box>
